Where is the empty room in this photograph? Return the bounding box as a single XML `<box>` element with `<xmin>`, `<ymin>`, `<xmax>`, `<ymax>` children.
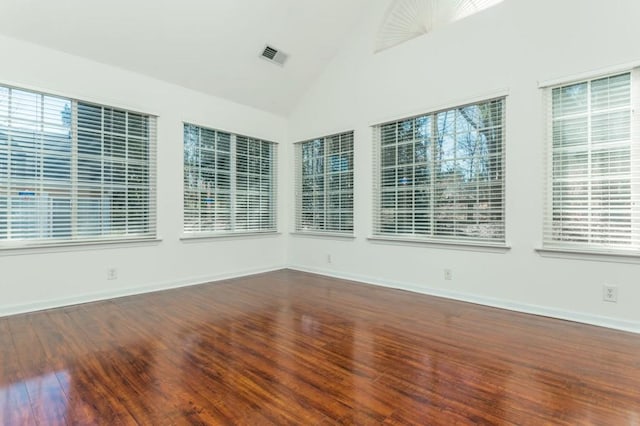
<box><xmin>1</xmin><ymin>0</ymin><xmax>640</xmax><ymax>424</ymax></box>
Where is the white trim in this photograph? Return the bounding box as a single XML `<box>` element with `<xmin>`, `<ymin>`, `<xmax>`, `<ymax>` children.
<box><xmin>536</xmin><ymin>248</ymin><xmax>640</xmax><ymax>264</ymax></box>
<box><xmin>3</xmin><ymin>265</ymin><xmax>639</xmax><ymax>335</ymax></box>
<box><xmin>538</xmin><ymin>60</ymin><xmax>640</xmax><ymax>88</ymax></box>
<box><xmin>0</xmin><ymin>265</ymin><xmax>286</xmax><ymax>318</ymax></box>
<box><xmin>0</xmin><ymin>77</ymin><xmax>161</xmax><ymax>117</ymax></box>
<box><xmin>288</xmin><ymin>266</ymin><xmax>640</xmax><ymax>334</ymax></box>
<box><xmin>180</xmin><ymin>231</ymin><xmax>281</xmax><ymax>242</ymax></box>
<box><xmin>290</xmin><ymin>231</ymin><xmax>356</xmax><ymax>240</ymax></box>
<box><xmin>0</xmin><ymin>238</ymin><xmax>163</xmax><ymax>257</ymax></box>
<box><xmin>179</xmin><ymin>120</ymin><xmax>279</xmax><ymax>145</ymax></box>
<box><xmin>290</xmin><ymin>128</ymin><xmax>356</xmax><ymax>147</ymax></box>
<box><xmin>368</xmin><ymin>236</ymin><xmax>510</xmax><ymax>253</ymax></box>
<box><xmin>369</xmin><ymin>88</ymin><xmax>510</xmax><ymax>126</ymax></box>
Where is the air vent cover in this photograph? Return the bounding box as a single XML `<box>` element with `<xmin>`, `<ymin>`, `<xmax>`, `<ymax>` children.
<box><xmin>260</xmin><ymin>44</ymin><xmax>288</xmax><ymax>66</ymax></box>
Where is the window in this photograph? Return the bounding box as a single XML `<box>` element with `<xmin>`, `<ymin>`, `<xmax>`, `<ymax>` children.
<box><xmin>295</xmin><ymin>131</ymin><xmax>354</xmax><ymax>234</ymax></box>
<box><xmin>373</xmin><ymin>97</ymin><xmax>505</xmax><ymax>244</ymax></box>
<box><xmin>183</xmin><ymin>123</ymin><xmax>277</xmax><ymax>235</ymax></box>
<box><xmin>0</xmin><ymin>85</ymin><xmax>156</xmax><ymax>247</ymax></box>
<box><xmin>543</xmin><ymin>70</ymin><xmax>639</xmax><ymax>254</ymax></box>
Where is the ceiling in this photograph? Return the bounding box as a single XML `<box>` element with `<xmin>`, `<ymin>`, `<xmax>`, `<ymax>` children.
<box><xmin>0</xmin><ymin>0</ymin><xmax>373</xmax><ymax>116</ymax></box>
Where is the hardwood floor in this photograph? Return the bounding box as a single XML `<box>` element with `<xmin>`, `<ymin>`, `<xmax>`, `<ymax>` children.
<box><xmin>1</xmin><ymin>269</ymin><xmax>639</xmax><ymax>425</ymax></box>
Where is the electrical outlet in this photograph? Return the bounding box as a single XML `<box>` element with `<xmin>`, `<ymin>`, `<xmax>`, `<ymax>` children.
<box><xmin>444</xmin><ymin>269</ymin><xmax>452</xmax><ymax>281</ymax></box>
<box><xmin>603</xmin><ymin>285</ymin><xmax>618</xmax><ymax>303</ymax></box>
<box><xmin>107</xmin><ymin>268</ymin><xmax>118</xmax><ymax>281</ymax></box>
<box><xmin>327</xmin><ymin>254</ymin><xmax>332</xmax><ymax>264</ymax></box>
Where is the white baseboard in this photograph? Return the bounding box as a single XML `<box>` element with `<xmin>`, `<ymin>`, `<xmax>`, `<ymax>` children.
<box><xmin>0</xmin><ymin>264</ymin><xmax>286</xmax><ymax>318</ymax></box>
<box><xmin>288</xmin><ymin>265</ymin><xmax>640</xmax><ymax>334</ymax></box>
<box><xmin>5</xmin><ymin>263</ymin><xmax>639</xmax><ymax>335</ymax></box>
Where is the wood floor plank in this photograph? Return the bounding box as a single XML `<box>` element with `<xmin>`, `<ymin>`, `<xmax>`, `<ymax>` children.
<box><xmin>0</xmin><ymin>317</ymin><xmax>37</xmax><ymax>425</ymax></box>
<box><xmin>63</xmin><ymin>305</ymin><xmax>164</xmax><ymax>424</ymax></box>
<box><xmin>0</xmin><ymin>318</ymin><xmax>20</xmax><ymax>385</ymax></box>
<box><xmin>1</xmin><ymin>269</ymin><xmax>640</xmax><ymax>424</ymax></box>
<box><xmin>7</xmin><ymin>314</ymin><xmax>69</xmax><ymax>425</ymax></box>
<box><xmin>43</xmin><ymin>309</ymin><xmax>121</xmax><ymax>424</ymax></box>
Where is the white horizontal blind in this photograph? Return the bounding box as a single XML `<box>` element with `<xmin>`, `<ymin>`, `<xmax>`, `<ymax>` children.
<box><xmin>373</xmin><ymin>98</ymin><xmax>505</xmax><ymax>243</ymax></box>
<box><xmin>543</xmin><ymin>70</ymin><xmax>640</xmax><ymax>253</ymax></box>
<box><xmin>295</xmin><ymin>131</ymin><xmax>354</xmax><ymax>234</ymax></box>
<box><xmin>183</xmin><ymin>124</ymin><xmax>232</xmax><ymax>233</ymax></box>
<box><xmin>183</xmin><ymin>123</ymin><xmax>277</xmax><ymax>235</ymax></box>
<box><xmin>235</xmin><ymin>135</ymin><xmax>277</xmax><ymax>232</ymax></box>
<box><xmin>75</xmin><ymin>102</ymin><xmax>156</xmax><ymax>239</ymax></box>
<box><xmin>0</xmin><ymin>85</ymin><xmax>156</xmax><ymax>246</ymax></box>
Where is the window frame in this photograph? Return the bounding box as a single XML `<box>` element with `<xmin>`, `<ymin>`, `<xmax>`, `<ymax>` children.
<box><xmin>541</xmin><ymin>68</ymin><xmax>640</xmax><ymax>256</ymax></box>
<box><xmin>0</xmin><ymin>84</ymin><xmax>157</xmax><ymax>250</ymax></box>
<box><xmin>182</xmin><ymin>122</ymin><xmax>278</xmax><ymax>238</ymax></box>
<box><xmin>294</xmin><ymin>131</ymin><xmax>354</xmax><ymax>236</ymax></box>
<box><xmin>371</xmin><ymin>96</ymin><xmax>507</xmax><ymax>247</ymax></box>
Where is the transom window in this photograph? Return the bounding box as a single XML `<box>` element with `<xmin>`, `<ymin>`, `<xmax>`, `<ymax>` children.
<box><xmin>183</xmin><ymin>123</ymin><xmax>277</xmax><ymax>235</ymax></box>
<box><xmin>0</xmin><ymin>85</ymin><xmax>156</xmax><ymax>247</ymax></box>
<box><xmin>373</xmin><ymin>97</ymin><xmax>505</xmax><ymax>244</ymax></box>
<box><xmin>295</xmin><ymin>131</ymin><xmax>354</xmax><ymax>234</ymax></box>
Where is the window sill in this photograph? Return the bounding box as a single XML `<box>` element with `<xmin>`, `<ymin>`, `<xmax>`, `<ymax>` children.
<box><xmin>290</xmin><ymin>231</ymin><xmax>356</xmax><ymax>240</ymax></box>
<box><xmin>0</xmin><ymin>237</ymin><xmax>163</xmax><ymax>256</ymax></box>
<box><xmin>180</xmin><ymin>231</ymin><xmax>281</xmax><ymax>242</ymax></box>
<box><xmin>367</xmin><ymin>235</ymin><xmax>510</xmax><ymax>253</ymax></box>
<box><xmin>536</xmin><ymin>247</ymin><xmax>640</xmax><ymax>264</ymax></box>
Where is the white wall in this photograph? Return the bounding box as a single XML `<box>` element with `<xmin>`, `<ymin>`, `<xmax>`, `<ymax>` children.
<box><xmin>286</xmin><ymin>0</ymin><xmax>640</xmax><ymax>332</ymax></box>
<box><xmin>0</xmin><ymin>35</ymin><xmax>288</xmax><ymax>316</ymax></box>
<box><xmin>2</xmin><ymin>1</ymin><xmax>639</xmax><ymax>334</ymax></box>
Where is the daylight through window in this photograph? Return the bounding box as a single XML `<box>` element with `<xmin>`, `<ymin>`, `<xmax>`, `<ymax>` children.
<box><xmin>183</xmin><ymin>123</ymin><xmax>277</xmax><ymax>235</ymax></box>
<box><xmin>295</xmin><ymin>131</ymin><xmax>354</xmax><ymax>234</ymax></box>
<box><xmin>0</xmin><ymin>85</ymin><xmax>156</xmax><ymax>247</ymax></box>
<box><xmin>373</xmin><ymin>97</ymin><xmax>505</xmax><ymax>244</ymax></box>
<box><xmin>543</xmin><ymin>70</ymin><xmax>640</xmax><ymax>253</ymax></box>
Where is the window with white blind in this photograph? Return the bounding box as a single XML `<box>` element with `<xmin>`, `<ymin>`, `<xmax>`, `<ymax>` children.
<box><xmin>373</xmin><ymin>97</ymin><xmax>505</xmax><ymax>245</ymax></box>
<box><xmin>0</xmin><ymin>85</ymin><xmax>156</xmax><ymax>247</ymax></box>
<box><xmin>183</xmin><ymin>123</ymin><xmax>277</xmax><ymax>235</ymax></box>
<box><xmin>543</xmin><ymin>70</ymin><xmax>640</xmax><ymax>254</ymax></box>
<box><xmin>295</xmin><ymin>131</ymin><xmax>354</xmax><ymax>234</ymax></box>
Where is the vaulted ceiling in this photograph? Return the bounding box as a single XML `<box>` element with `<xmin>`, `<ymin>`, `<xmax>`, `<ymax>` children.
<box><xmin>0</xmin><ymin>0</ymin><xmax>507</xmax><ymax>116</ymax></box>
<box><xmin>0</xmin><ymin>0</ymin><xmax>373</xmax><ymax>116</ymax></box>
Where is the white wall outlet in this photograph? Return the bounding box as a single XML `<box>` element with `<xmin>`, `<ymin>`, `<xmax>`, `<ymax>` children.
<box><xmin>327</xmin><ymin>254</ymin><xmax>332</xmax><ymax>264</ymax></box>
<box><xmin>603</xmin><ymin>285</ymin><xmax>618</xmax><ymax>303</ymax></box>
<box><xmin>444</xmin><ymin>269</ymin><xmax>453</xmax><ymax>281</ymax></box>
<box><xmin>107</xmin><ymin>268</ymin><xmax>118</xmax><ymax>280</ymax></box>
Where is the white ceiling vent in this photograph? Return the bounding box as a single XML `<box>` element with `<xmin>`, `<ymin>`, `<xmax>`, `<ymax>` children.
<box><xmin>260</xmin><ymin>45</ymin><xmax>288</xmax><ymax>66</ymax></box>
